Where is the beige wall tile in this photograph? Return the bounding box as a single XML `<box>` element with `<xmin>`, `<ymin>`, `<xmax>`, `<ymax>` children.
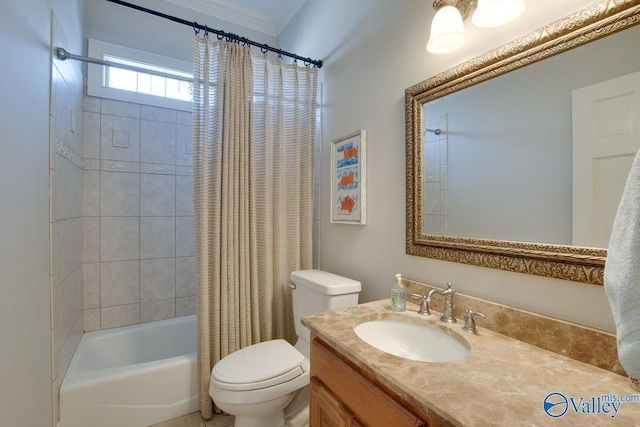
<box><xmin>100</xmin><ymin>217</ymin><xmax>139</xmax><ymax>262</ymax></box>
<box><xmin>142</xmin><ymin>105</ymin><xmax>177</xmax><ymax>123</ymax></box>
<box><xmin>176</xmin><ymin>296</ymin><xmax>196</xmax><ymax>317</ymax></box>
<box><xmin>141</xmin><ymin>299</ymin><xmax>175</xmax><ymax>323</ymax></box>
<box><xmin>100</xmin><ymin>260</ymin><xmax>140</xmax><ymax>307</ymax></box>
<box><xmin>176</xmin><ymin>124</ymin><xmax>193</xmax><ymax>166</ymax></box>
<box><xmin>83</xmin><ymin>308</ymin><xmax>100</xmax><ymax>332</ymax></box>
<box><xmin>140</xmin><ymin>217</ymin><xmax>175</xmax><ymax>259</ymax></box>
<box><xmin>54</xmin><ymin>154</ymin><xmax>82</xmax><ymax>221</ymax></box>
<box><xmin>140</xmin><ymin>258</ymin><xmax>175</xmax><ymax>302</ymax></box>
<box><xmin>176</xmin><ymin>111</ymin><xmax>192</xmax><ymax>127</ymax></box>
<box><xmin>175</xmin><ymin>216</ymin><xmax>195</xmax><ymax>257</ymax></box>
<box><xmin>82</xmin><ymin>170</ymin><xmax>100</xmax><ymax>216</ymax></box>
<box><xmin>176</xmin><ymin>256</ymin><xmax>196</xmax><ymax>298</ymax></box>
<box><xmin>83</xmin><ymin>111</ymin><xmax>100</xmax><ymax>159</ymax></box>
<box><xmin>101</xmin><ymin>99</ymin><xmax>140</xmax><ymax>118</ymax></box>
<box><xmin>53</xmin><ymin>218</ymin><xmax>82</xmax><ymax>287</ymax></box>
<box><xmin>100</xmin><ymin>171</ymin><xmax>140</xmax><ymax>216</ymax></box>
<box><xmin>82</xmin><ymin>262</ymin><xmax>100</xmax><ymax>309</ymax></box>
<box><xmin>141</xmin><ymin>174</ymin><xmax>175</xmax><ymax>216</ymax></box>
<box><xmin>82</xmin><ymin>216</ymin><xmax>100</xmax><ymax>263</ymax></box>
<box><xmin>141</xmin><ymin>120</ymin><xmax>176</xmax><ymax>165</ymax></box>
<box><xmin>83</xmin><ymin>95</ymin><xmax>100</xmax><ymax>113</ymax></box>
<box><xmin>175</xmin><ymin>175</ymin><xmax>193</xmax><ymax>216</ymax></box>
<box><xmin>101</xmin><ymin>303</ymin><xmax>140</xmax><ymax>329</ymax></box>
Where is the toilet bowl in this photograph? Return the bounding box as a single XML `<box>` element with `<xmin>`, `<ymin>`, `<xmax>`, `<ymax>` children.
<box><xmin>209</xmin><ymin>340</ymin><xmax>309</xmax><ymax>427</ymax></box>
<box><xmin>209</xmin><ymin>269</ymin><xmax>361</xmax><ymax>427</ymax></box>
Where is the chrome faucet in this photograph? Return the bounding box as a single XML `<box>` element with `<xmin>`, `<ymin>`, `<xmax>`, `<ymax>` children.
<box><xmin>409</xmin><ymin>293</ymin><xmax>431</xmax><ymax>315</ymax></box>
<box><xmin>462</xmin><ymin>309</ymin><xmax>486</xmax><ymax>334</ymax></box>
<box><xmin>427</xmin><ymin>282</ymin><xmax>457</xmax><ymax>323</ymax></box>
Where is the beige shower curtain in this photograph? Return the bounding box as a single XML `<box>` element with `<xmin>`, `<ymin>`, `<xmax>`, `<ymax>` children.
<box><xmin>192</xmin><ymin>36</ymin><xmax>318</xmax><ymax>418</ymax></box>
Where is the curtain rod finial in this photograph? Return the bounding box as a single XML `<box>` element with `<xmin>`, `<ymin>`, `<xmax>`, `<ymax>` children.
<box><xmin>56</xmin><ymin>47</ymin><xmax>69</xmax><ymax>60</ymax></box>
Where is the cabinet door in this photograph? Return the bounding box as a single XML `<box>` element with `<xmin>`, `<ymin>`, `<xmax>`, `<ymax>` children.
<box><xmin>311</xmin><ymin>338</ymin><xmax>429</xmax><ymax>427</ymax></box>
<box><xmin>310</xmin><ymin>377</ymin><xmax>356</xmax><ymax>427</ymax></box>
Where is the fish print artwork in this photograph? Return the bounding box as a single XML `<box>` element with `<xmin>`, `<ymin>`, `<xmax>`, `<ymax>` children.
<box><xmin>331</xmin><ymin>130</ymin><xmax>366</xmax><ymax>224</ymax></box>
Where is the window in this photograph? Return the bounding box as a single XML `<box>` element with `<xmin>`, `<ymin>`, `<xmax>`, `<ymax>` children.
<box><xmin>87</xmin><ymin>39</ymin><xmax>193</xmax><ymax>111</ymax></box>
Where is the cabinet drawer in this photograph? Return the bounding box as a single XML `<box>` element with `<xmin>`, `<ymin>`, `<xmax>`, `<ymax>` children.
<box><xmin>311</xmin><ymin>338</ymin><xmax>428</xmax><ymax>427</ymax></box>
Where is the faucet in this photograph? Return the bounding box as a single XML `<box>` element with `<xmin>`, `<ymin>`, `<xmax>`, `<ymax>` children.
<box><xmin>427</xmin><ymin>282</ymin><xmax>457</xmax><ymax>323</ymax></box>
<box><xmin>409</xmin><ymin>293</ymin><xmax>431</xmax><ymax>315</ymax></box>
<box><xmin>462</xmin><ymin>309</ymin><xmax>486</xmax><ymax>334</ymax></box>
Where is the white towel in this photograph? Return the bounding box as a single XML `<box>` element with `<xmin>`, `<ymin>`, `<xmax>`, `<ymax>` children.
<box><xmin>605</xmin><ymin>149</ymin><xmax>640</xmax><ymax>379</ymax></box>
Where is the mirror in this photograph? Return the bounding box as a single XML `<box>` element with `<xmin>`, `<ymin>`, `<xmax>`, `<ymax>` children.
<box><xmin>406</xmin><ymin>1</ymin><xmax>640</xmax><ymax>285</ymax></box>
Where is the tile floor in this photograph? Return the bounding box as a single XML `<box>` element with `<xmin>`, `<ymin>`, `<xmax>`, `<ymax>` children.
<box><xmin>149</xmin><ymin>411</ymin><xmax>235</xmax><ymax>427</ymax></box>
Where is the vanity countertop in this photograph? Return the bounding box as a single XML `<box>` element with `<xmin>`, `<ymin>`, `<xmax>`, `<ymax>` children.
<box><xmin>302</xmin><ymin>300</ymin><xmax>640</xmax><ymax>426</ymax></box>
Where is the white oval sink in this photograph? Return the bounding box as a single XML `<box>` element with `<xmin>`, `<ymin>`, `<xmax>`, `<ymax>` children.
<box><xmin>354</xmin><ymin>319</ymin><xmax>469</xmax><ymax>362</ymax></box>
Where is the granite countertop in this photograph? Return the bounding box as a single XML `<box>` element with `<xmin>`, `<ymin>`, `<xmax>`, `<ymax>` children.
<box><xmin>302</xmin><ymin>300</ymin><xmax>640</xmax><ymax>426</ymax></box>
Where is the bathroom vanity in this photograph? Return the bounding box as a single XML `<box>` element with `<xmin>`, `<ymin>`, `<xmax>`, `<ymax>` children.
<box><xmin>303</xmin><ymin>299</ymin><xmax>640</xmax><ymax>426</ymax></box>
<box><xmin>310</xmin><ymin>336</ymin><xmax>431</xmax><ymax>426</ymax></box>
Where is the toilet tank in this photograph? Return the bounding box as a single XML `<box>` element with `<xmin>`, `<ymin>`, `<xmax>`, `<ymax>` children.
<box><xmin>290</xmin><ymin>269</ymin><xmax>361</xmax><ymax>357</ymax></box>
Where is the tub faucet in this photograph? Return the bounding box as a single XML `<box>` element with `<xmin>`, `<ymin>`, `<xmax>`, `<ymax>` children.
<box><xmin>427</xmin><ymin>282</ymin><xmax>457</xmax><ymax>323</ymax></box>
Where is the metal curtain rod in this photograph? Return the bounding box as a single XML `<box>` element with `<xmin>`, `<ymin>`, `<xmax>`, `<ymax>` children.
<box><xmin>55</xmin><ymin>47</ymin><xmax>194</xmax><ymax>82</ymax></box>
<box><xmin>105</xmin><ymin>0</ymin><xmax>323</xmax><ymax>68</ymax></box>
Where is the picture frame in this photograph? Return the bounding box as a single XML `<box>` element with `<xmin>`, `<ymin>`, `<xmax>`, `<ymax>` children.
<box><xmin>331</xmin><ymin>129</ymin><xmax>367</xmax><ymax>224</ymax></box>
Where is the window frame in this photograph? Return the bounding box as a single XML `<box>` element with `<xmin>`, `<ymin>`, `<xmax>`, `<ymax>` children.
<box><xmin>87</xmin><ymin>39</ymin><xmax>193</xmax><ymax>111</ymax></box>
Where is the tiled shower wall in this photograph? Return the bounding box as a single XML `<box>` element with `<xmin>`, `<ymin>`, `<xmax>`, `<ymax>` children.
<box><xmin>81</xmin><ymin>97</ymin><xmax>196</xmax><ymax>331</ymax></box>
<box><xmin>423</xmin><ymin>113</ymin><xmax>448</xmax><ymax>235</ymax></box>
<box><xmin>50</xmin><ymin>13</ymin><xmax>84</xmax><ymax>424</ymax></box>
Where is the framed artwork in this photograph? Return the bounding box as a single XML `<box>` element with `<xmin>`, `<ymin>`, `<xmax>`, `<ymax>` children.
<box><xmin>331</xmin><ymin>129</ymin><xmax>367</xmax><ymax>224</ymax></box>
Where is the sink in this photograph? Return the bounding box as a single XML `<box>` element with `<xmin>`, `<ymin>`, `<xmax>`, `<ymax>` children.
<box><xmin>354</xmin><ymin>319</ymin><xmax>469</xmax><ymax>362</ymax></box>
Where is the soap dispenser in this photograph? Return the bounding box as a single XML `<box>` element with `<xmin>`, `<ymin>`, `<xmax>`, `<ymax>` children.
<box><xmin>391</xmin><ymin>273</ymin><xmax>406</xmax><ymax>312</ymax></box>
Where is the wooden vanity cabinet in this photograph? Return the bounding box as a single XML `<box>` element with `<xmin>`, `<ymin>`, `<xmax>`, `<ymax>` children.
<box><xmin>310</xmin><ymin>335</ymin><xmax>436</xmax><ymax>427</ymax></box>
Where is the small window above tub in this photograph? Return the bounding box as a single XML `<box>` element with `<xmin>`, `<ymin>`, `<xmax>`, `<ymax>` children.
<box><xmin>87</xmin><ymin>39</ymin><xmax>193</xmax><ymax>111</ymax></box>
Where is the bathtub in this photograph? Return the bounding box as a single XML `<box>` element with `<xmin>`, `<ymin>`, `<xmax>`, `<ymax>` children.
<box><xmin>58</xmin><ymin>315</ymin><xmax>198</xmax><ymax>427</ymax></box>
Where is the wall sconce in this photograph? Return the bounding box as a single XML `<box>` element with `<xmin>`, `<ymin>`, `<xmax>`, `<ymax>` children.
<box><xmin>427</xmin><ymin>0</ymin><xmax>526</xmax><ymax>54</ymax></box>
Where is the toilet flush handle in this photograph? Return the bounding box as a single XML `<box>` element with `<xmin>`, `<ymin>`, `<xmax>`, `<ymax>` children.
<box><xmin>289</xmin><ymin>281</ymin><xmax>296</xmax><ymax>289</ymax></box>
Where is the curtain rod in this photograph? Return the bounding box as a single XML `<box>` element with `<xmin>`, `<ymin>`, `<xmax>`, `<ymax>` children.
<box><xmin>55</xmin><ymin>47</ymin><xmax>194</xmax><ymax>82</ymax></box>
<box><xmin>105</xmin><ymin>0</ymin><xmax>323</xmax><ymax>68</ymax></box>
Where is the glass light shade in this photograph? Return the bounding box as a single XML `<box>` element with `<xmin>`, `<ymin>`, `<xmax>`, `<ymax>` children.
<box><xmin>427</xmin><ymin>5</ymin><xmax>468</xmax><ymax>54</ymax></box>
<box><xmin>472</xmin><ymin>0</ymin><xmax>526</xmax><ymax>28</ymax></box>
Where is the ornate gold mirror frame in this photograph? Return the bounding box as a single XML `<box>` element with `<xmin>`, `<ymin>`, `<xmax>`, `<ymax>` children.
<box><xmin>406</xmin><ymin>0</ymin><xmax>640</xmax><ymax>286</ymax></box>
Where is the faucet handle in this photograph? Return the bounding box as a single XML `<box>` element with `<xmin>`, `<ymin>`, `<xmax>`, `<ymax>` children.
<box><xmin>409</xmin><ymin>293</ymin><xmax>431</xmax><ymax>315</ymax></box>
<box><xmin>462</xmin><ymin>309</ymin><xmax>485</xmax><ymax>334</ymax></box>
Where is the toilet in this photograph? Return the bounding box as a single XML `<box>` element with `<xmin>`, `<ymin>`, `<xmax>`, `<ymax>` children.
<box><xmin>209</xmin><ymin>269</ymin><xmax>361</xmax><ymax>427</ymax></box>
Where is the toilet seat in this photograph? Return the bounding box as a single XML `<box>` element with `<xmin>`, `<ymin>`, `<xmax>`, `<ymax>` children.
<box><xmin>211</xmin><ymin>339</ymin><xmax>307</xmax><ymax>392</ymax></box>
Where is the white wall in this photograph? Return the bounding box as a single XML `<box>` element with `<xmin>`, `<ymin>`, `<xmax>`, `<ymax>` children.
<box><xmin>278</xmin><ymin>0</ymin><xmax>616</xmax><ymax>332</ymax></box>
<box><xmin>84</xmin><ymin>0</ymin><xmax>277</xmax><ymax>64</ymax></box>
<box><xmin>0</xmin><ymin>0</ymin><xmax>82</xmax><ymax>425</ymax></box>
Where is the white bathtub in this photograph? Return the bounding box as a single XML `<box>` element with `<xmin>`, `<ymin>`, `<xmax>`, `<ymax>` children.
<box><xmin>58</xmin><ymin>315</ymin><xmax>198</xmax><ymax>427</ymax></box>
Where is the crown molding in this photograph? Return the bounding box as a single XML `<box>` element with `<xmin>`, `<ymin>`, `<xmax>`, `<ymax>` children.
<box><xmin>271</xmin><ymin>0</ymin><xmax>307</xmax><ymax>34</ymax></box>
<box><xmin>164</xmin><ymin>0</ymin><xmax>278</xmax><ymax>36</ymax></box>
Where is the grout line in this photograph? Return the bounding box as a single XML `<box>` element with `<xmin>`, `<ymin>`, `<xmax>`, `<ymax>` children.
<box><xmin>138</xmin><ymin>110</ymin><xmax>142</xmax><ymax>325</ymax></box>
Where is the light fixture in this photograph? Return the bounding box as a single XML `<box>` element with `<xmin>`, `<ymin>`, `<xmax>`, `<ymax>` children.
<box><xmin>426</xmin><ymin>3</ymin><xmax>469</xmax><ymax>54</ymax></box>
<box><xmin>472</xmin><ymin>0</ymin><xmax>526</xmax><ymax>28</ymax></box>
<box><xmin>426</xmin><ymin>0</ymin><xmax>526</xmax><ymax>54</ymax></box>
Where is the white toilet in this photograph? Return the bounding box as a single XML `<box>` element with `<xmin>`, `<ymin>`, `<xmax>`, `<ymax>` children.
<box><xmin>209</xmin><ymin>269</ymin><xmax>361</xmax><ymax>427</ymax></box>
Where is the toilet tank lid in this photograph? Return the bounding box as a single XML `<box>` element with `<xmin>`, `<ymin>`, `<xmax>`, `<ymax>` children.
<box><xmin>290</xmin><ymin>269</ymin><xmax>361</xmax><ymax>295</ymax></box>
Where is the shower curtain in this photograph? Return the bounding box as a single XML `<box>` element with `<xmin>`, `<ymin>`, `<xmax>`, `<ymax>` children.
<box><xmin>192</xmin><ymin>36</ymin><xmax>318</xmax><ymax>417</ymax></box>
